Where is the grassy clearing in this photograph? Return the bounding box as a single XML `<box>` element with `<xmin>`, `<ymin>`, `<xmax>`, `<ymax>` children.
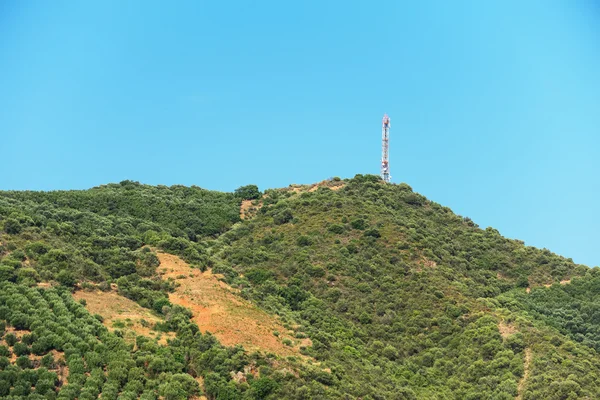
<box><xmin>73</xmin><ymin>290</ymin><xmax>174</xmax><ymax>344</ymax></box>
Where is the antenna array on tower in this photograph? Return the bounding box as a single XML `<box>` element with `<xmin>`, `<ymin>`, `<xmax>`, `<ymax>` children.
<box><xmin>381</xmin><ymin>114</ymin><xmax>391</xmax><ymax>183</ymax></box>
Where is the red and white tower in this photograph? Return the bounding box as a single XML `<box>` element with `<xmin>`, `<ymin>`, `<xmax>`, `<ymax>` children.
<box><xmin>381</xmin><ymin>114</ymin><xmax>391</xmax><ymax>183</ymax></box>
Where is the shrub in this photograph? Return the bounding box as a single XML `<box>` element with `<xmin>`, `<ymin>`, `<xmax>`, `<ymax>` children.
<box><xmin>350</xmin><ymin>218</ymin><xmax>366</xmax><ymax>230</ymax></box>
<box><xmin>328</xmin><ymin>224</ymin><xmax>345</xmax><ymax>234</ymax></box>
<box><xmin>13</xmin><ymin>342</ymin><xmax>30</xmax><ymax>356</ymax></box>
<box><xmin>246</xmin><ymin>268</ymin><xmax>273</xmax><ymax>284</ymax></box>
<box><xmin>41</xmin><ymin>354</ymin><xmax>55</xmax><ymax>368</ymax></box>
<box><xmin>0</xmin><ymin>356</ymin><xmax>9</xmax><ymax>371</ymax></box>
<box><xmin>0</xmin><ymin>266</ymin><xmax>15</xmax><ymax>283</ymax></box>
<box><xmin>297</xmin><ymin>236</ymin><xmax>313</xmax><ymax>247</ymax></box>
<box><xmin>235</xmin><ymin>185</ymin><xmax>261</xmax><ymax>200</ymax></box>
<box><xmin>16</xmin><ymin>355</ymin><xmax>31</xmax><ymax>369</ymax></box>
<box><xmin>363</xmin><ymin>228</ymin><xmax>381</xmax><ymax>238</ymax></box>
<box><xmin>4</xmin><ymin>333</ymin><xmax>17</xmax><ymax>346</ymax></box>
<box><xmin>4</xmin><ymin>219</ymin><xmax>22</xmax><ymax>234</ymax></box>
<box><xmin>250</xmin><ymin>377</ymin><xmax>279</xmax><ymax>399</ymax></box>
<box><xmin>274</xmin><ymin>209</ymin><xmax>293</xmax><ymax>225</ymax></box>
<box><xmin>56</xmin><ymin>270</ymin><xmax>76</xmax><ymax>287</ymax></box>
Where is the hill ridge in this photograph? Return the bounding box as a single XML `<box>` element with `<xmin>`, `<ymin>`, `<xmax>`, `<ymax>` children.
<box><xmin>0</xmin><ymin>174</ymin><xmax>598</xmax><ymax>399</ymax></box>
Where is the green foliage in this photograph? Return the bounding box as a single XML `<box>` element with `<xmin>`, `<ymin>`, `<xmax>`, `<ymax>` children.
<box><xmin>4</xmin><ymin>218</ymin><xmax>23</xmax><ymax>234</ymax></box>
<box><xmin>273</xmin><ymin>209</ymin><xmax>293</xmax><ymax>225</ymax></box>
<box><xmin>296</xmin><ymin>236</ymin><xmax>313</xmax><ymax>247</ymax></box>
<box><xmin>1</xmin><ymin>175</ymin><xmax>598</xmax><ymax>399</ymax></box>
<box><xmin>5</xmin><ymin>333</ymin><xmax>17</xmax><ymax>346</ymax></box>
<box><xmin>327</xmin><ymin>224</ymin><xmax>345</xmax><ymax>234</ymax></box>
<box><xmin>215</xmin><ymin>175</ymin><xmax>594</xmax><ymax>399</ymax></box>
<box><xmin>13</xmin><ymin>342</ymin><xmax>30</xmax><ymax>356</ymax></box>
<box><xmin>249</xmin><ymin>377</ymin><xmax>278</xmax><ymax>399</ymax></box>
<box><xmin>234</xmin><ymin>185</ymin><xmax>261</xmax><ymax>200</ymax></box>
<box><xmin>0</xmin><ymin>281</ymin><xmax>285</xmax><ymax>399</ymax></box>
<box><xmin>56</xmin><ymin>270</ymin><xmax>76</xmax><ymax>287</ymax></box>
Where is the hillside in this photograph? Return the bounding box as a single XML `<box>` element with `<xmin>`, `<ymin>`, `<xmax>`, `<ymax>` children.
<box><xmin>0</xmin><ymin>176</ymin><xmax>599</xmax><ymax>399</ymax></box>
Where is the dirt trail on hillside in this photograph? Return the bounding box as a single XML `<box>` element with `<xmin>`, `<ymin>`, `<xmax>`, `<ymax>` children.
<box><xmin>516</xmin><ymin>348</ymin><xmax>532</xmax><ymax>400</ymax></box>
<box><xmin>157</xmin><ymin>252</ymin><xmax>310</xmax><ymax>357</ymax></box>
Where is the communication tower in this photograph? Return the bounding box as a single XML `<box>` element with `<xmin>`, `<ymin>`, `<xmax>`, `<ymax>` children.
<box><xmin>381</xmin><ymin>114</ymin><xmax>391</xmax><ymax>183</ymax></box>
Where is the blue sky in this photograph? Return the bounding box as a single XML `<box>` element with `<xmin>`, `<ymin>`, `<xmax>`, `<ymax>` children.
<box><xmin>1</xmin><ymin>1</ymin><xmax>599</xmax><ymax>266</ymax></box>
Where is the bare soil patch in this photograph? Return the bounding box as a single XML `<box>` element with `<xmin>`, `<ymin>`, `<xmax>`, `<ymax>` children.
<box><xmin>516</xmin><ymin>348</ymin><xmax>532</xmax><ymax>400</ymax></box>
<box><xmin>543</xmin><ymin>279</ymin><xmax>572</xmax><ymax>288</ymax></box>
<box><xmin>240</xmin><ymin>199</ymin><xmax>262</xmax><ymax>220</ymax></box>
<box><xmin>498</xmin><ymin>321</ymin><xmax>518</xmax><ymax>339</ymax></box>
<box><xmin>73</xmin><ymin>290</ymin><xmax>174</xmax><ymax>344</ymax></box>
<box><xmin>157</xmin><ymin>252</ymin><xmax>310</xmax><ymax>358</ymax></box>
<box><xmin>496</xmin><ymin>272</ymin><xmax>512</xmax><ymax>281</ymax></box>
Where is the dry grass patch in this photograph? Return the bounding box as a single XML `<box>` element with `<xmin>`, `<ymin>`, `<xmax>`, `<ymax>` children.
<box><xmin>73</xmin><ymin>290</ymin><xmax>174</xmax><ymax>344</ymax></box>
<box><xmin>157</xmin><ymin>252</ymin><xmax>311</xmax><ymax>358</ymax></box>
<box><xmin>240</xmin><ymin>199</ymin><xmax>262</xmax><ymax>220</ymax></box>
<box><xmin>498</xmin><ymin>321</ymin><xmax>518</xmax><ymax>339</ymax></box>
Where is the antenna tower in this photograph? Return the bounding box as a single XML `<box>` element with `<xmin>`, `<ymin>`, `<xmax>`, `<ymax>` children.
<box><xmin>381</xmin><ymin>114</ymin><xmax>391</xmax><ymax>183</ymax></box>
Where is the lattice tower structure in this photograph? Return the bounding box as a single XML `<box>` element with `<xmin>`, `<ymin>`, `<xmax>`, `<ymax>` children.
<box><xmin>381</xmin><ymin>114</ymin><xmax>391</xmax><ymax>183</ymax></box>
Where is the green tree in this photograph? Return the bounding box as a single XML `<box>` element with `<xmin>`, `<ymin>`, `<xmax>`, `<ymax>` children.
<box><xmin>234</xmin><ymin>185</ymin><xmax>261</xmax><ymax>200</ymax></box>
<box><xmin>4</xmin><ymin>218</ymin><xmax>22</xmax><ymax>234</ymax></box>
<box><xmin>56</xmin><ymin>270</ymin><xmax>76</xmax><ymax>287</ymax></box>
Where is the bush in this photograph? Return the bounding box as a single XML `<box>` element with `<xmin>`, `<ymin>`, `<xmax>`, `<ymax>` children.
<box><xmin>363</xmin><ymin>228</ymin><xmax>381</xmax><ymax>238</ymax></box>
<box><xmin>297</xmin><ymin>236</ymin><xmax>313</xmax><ymax>247</ymax></box>
<box><xmin>350</xmin><ymin>219</ymin><xmax>366</xmax><ymax>230</ymax></box>
<box><xmin>4</xmin><ymin>333</ymin><xmax>17</xmax><ymax>346</ymax></box>
<box><xmin>16</xmin><ymin>355</ymin><xmax>31</xmax><ymax>369</ymax></box>
<box><xmin>328</xmin><ymin>224</ymin><xmax>345</xmax><ymax>234</ymax></box>
<box><xmin>250</xmin><ymin>377</ymin><xmax>279</xmax><ymax>399</ymax></box>
<box><xmin>152</xmin><ymin>297</ymin><xmax>171</xmax><ymax>314</ymax></box>
<box><xmin>56</xmin><ymin>270</ymin><xmax>76</xmax><ymax>287</ymax></box>
<box><xmin>0</xmin><ymin>356</ymin><xmax>9</xmax><ymax>371</ymax></box>
<box><xmin>4</xmin><ymin>219</ymin><xmax>22</xmax><ymax>234</ymax></box>
<box><xmin>13</xmin><ymin>342</ymin><xmax>30</xmax><ymax>356</ymax></box>
<box><xmin>0</xmin><ymin>266</ymin><xmax>15</xmax><ymax>282</ymax></box>
<box><xmin>235</xmin><ymin>185</ymin><xmax>261</xmax><ymax>200</ymax></box>
<box><xmin>274</xmin><ymin>209</ymin><xmax>293</xmax><ymax>225</ymax></box>
<box><xmin>245</xmin><ymin>268</ymin><xmax>273</xmax><ymax>285</ymax></box>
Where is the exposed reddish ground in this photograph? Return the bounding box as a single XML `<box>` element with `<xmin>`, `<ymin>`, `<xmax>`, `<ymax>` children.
<box><xmin>240</xmin><ymin>199</ymin><xmax>262</xmax><ymax>220</ymax></box>
<box><xmin>157</xmin><ymin>252</ymin><xmax>310</xmax><ymax>358</ymax></box>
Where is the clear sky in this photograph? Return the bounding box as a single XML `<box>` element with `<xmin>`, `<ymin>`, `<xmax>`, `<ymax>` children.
<box><xmin>1</xmin><ymin>1</ymin><xmax>599</xmax><ymax>266</ymax></box>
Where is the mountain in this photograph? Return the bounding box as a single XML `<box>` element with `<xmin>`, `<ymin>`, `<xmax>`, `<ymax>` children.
<box><xmin>0</xmin><ymin>175</ymin><xmax>598</xmax><ymax>400</ymax></box>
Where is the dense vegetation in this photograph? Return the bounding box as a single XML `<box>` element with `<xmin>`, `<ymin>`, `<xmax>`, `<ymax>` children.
<box><xmin>0</xmin><ymin>182</ymin><xmax>241</xmax><ymax>310</ymax></box>
<box><xmin>1</xmin><ymin>176</ymin><xmax>600</xmax><ymax>399</ymax></box>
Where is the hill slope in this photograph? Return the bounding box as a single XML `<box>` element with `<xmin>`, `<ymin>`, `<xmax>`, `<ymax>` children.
<box><xmin>0</xmin><ymin>176</ymin><xmax>599</xmax><ymax>399</ymax></box>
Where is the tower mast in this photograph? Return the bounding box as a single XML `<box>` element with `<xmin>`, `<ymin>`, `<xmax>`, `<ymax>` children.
<box><xmin>381</xmin><ymin>114</ymin><xmax>391</xmax><ymax>183</ymax></box>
